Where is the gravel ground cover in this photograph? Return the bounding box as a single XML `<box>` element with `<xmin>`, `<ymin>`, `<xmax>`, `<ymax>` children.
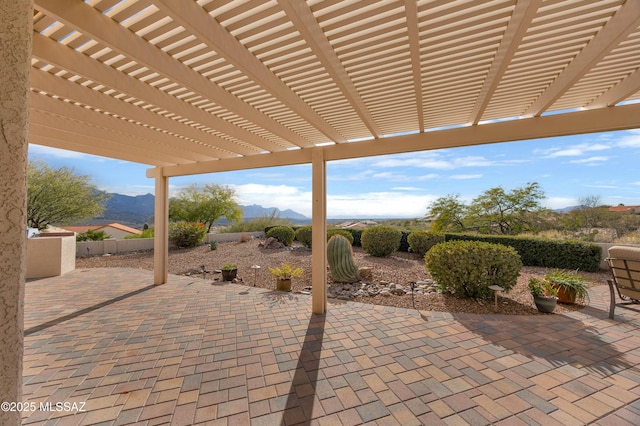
<box><xmin>76</xmin><ymin>238</ymin><xmax>611</xmax><ymax>315</ymax></box>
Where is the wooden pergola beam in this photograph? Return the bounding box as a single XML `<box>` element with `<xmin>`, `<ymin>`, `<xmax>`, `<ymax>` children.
<box><xmin>522</xmin><ymin>0</ymin><xmax>640</xmax><ymax>117</ymax></box>
<box><xmin>152</xmin><ymin>102</ymin><xmax>640</xmax><ymax>177</ymax></box>
<box><xmin>34</xmin><ymin>0</ymin><xmax>311</xmax><ymax>148</ymax></box>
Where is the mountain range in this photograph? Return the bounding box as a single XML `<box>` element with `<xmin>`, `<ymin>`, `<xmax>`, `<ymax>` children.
<box><xmin>89</xmin><ymin>193</ymin><xmax>309</xmax><ymax>228</ymax></box>
<box><xmin>85</xmin><ymin>194</ymin><xmax>596</xmax><ymax>229</ymax></box>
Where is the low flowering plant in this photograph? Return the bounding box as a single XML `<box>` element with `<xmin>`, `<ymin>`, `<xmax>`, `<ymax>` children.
<box><xmin>269</xmin><ymin>263</ymin><xmax>303</xmax><ymax>279</ymax></box>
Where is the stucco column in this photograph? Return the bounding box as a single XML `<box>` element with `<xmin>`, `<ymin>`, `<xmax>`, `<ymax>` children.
<box><xmin>311</xmin><ymin>148</ymin><xmax>327</xmax><ymax>314</ymax></box>
<box><xmin>0</xmin><ymin>1</ymin><xmax>32</xmax><ymax>424</ymax></box>
<box><xmin>153</xmin><ymin>170</ymin><xmax>169</xmax><ymax>285</ymax></box>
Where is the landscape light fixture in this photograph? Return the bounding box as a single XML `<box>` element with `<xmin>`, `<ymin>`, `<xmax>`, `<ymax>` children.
<box><xmin>251</xmin><ymin>265</ymin><xmax>260</xmax><ymax>287</ymax></box>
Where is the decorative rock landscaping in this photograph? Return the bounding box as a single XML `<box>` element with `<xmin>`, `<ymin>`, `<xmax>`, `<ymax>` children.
<box><xmin>77</xmin><ymin>239</ymin><xmax>609</xmax><ymax>315</ymax></box>
<box><xmin>328</xmin><ymin>279</ymin><xmax>439</xmax><ymax>299</ymax></box>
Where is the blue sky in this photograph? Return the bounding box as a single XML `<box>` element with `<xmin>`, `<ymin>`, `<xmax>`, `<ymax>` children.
<box><xmin>28</xmin><ymin>129</ymin><xmax>640</xmax><ymax>219</ymax></box>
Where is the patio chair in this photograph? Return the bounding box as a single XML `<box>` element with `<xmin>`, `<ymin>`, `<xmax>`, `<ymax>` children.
<box><xmin>606</xmin><ymin>246</ymin><xmax>640</xmax><ymax>319</ymax></box>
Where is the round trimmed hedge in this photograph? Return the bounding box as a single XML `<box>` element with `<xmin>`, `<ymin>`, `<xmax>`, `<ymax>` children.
<box><xmin>407</xmin><ymin>230</ymin><xmax>445</xmax><ymax>257</ymax></box>
<box><xmin>295</xmin><ymin>226</ymin><xmax>313</xmax><ymax>248</ymax></box>
<box><xmin>361</xmin><ymin>225</ymin><xmax>402</xmax><ymax>257</ymax></box>
<box><xmin>424</xmin><ymin>240</ymin><xmax>522</xmax><ymax>299</ymax></box>
<box><xmin>326</xmin><ymin>228</ymin><xmax>354</xmax><ymax>245</ymax></box>
<box><xmin>266</xmin><ymin>226</ymin><xmax>295</xmax><ymax>246</ymax></box>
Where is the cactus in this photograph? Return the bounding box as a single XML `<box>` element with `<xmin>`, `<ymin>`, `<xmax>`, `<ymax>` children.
<box><xmin>327</xmin><ymin>234</ymin><xmax>360</xmax><ymax>283</ymax></box>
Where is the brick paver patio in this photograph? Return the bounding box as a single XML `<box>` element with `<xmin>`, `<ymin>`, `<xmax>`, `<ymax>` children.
<box><xmin>20</xmin><ymin>267</ymin><xmax>640</xmax><ymax>425</ymax></box>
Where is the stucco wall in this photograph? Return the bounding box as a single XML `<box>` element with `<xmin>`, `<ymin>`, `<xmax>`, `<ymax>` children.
<box><xmin>77</xmin><ymin>232</ymin><xmax>265</xmax><ymax>256</ymax></box>
<box><xmin>74</xmin><ymin>237</ymin><xmax>634</xmax><ymax>270</ymax></box>
<box><xmin>26</xmin><ymin>235</ymin><xmax>76</xmax><ymax>279</ymax></box>
<box><xmin>0</xmin><ymin>3</ymin><xmax>32</xmax><ymax>419</ymax></box>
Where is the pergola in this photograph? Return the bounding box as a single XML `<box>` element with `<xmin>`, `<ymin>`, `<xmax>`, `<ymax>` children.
<box><xmin>2</xmin><ymin>0</ymin><xmax>640</xmax><ymax>418</ymax></box>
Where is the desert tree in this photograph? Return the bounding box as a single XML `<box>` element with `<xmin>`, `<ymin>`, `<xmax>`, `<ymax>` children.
<box><xmin>169</xmin><ymin>183</ymin><xmax>243</xmax><ymax>232</ymax></box>
<box><xmin>577</xmin><ymin>194</ymin><xmax>605</xmax><ymax>228</ymax></box>
<box><xmin>27</xmin><ymin>160</ymin><xmax>111</xmax><ymax>230</ymax></box>
<box><xmin>466</xmin><ymin>182</ymin><xmax>547</xmax><ymax>234</ymax></box>
<box><xmin>428</xmin><ymin>194</ymin><xmax>468</xmax><ymax>232</ymax></box>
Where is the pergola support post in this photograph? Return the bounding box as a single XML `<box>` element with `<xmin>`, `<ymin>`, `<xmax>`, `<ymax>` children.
<box><xmin>0</xmin><ymin>1</ymin><xmax>32</xmax><ymax>424</ymax></box>
<box><xmin>311</xmin><ymin>148</ymin><xmax>327</xmax><ymax>314</ymax></box>
<box><xmin>153</xmin><ymin>169</ymin><xmax>169</xmax><ymax>285</ymax></box>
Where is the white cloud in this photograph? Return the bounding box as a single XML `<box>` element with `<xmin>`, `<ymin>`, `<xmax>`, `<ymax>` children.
<box><xmin>246</xmin><ymin>171</ymin><xmax>287</xmax><ymax>179</ymax></box>
<box><xmin>391</xmin><ymin>186</ymin><xmax>422</xmax><ymax>191</ymax></box>
<box><xmin>231</xmin><ymin>183</ymin><xmax>312</xmax><ymax>215</ymax></box>
<box><xmin>568</xmin><ymin>156</ymin><xmax>609</xmax><ymax>165</ymax></box>
<box><xmin>327</xmin><ymin>192</ymin><xmax>437</xmax><ymax>218</ymax></box>
<box><xmin>370</xmin><ymin>156</ymin><xmax>448</xmax><ymax>169</ymax></box>
<box><xmin>541</xmin><ymin>143</ymin><xmax>610</xmax><ymax>158</ymax></box>
<box><xmin>233</xmin><ymin>183</ymin><xmax>303</xmax><ymax>197</ymax></box>
<box><xmin>416</xmin><ymin>173</ymin><xmax>439</xmax><ymax>181</ymax></box>
<box><xmin>105</xmin><ymin>185</ymin><xmax>155</xmax><ymax>196</ymax></box>
<box><xmin>372</xmin><ymin>171</ymin><xmax>403</xmax><ymax>179</ymax></box>
<box><xmin>616</xmin><ymin>130</ymin><xmax>640</xmax><ymax>148</ymax></box>
<box><xmin>227</xmin><ymin>183</ymin><xmax>439</xmax><ymax>218</ymax></box>
<box><xmin>453</xmin><ymin>156</ymin><xmax>495</xmax><ymax>168</ymax></box>
<box><xmin>29</xmin><ymin>144</ymin><xmax>102</xmax><ymax>160</ymax></box>
<box><xmin>450</xmin><ymin>174</ymin><xmax>483</xmax><ymax>179</ymax></box>
<box><xmin>370</xmin><ymin>153</ymin><xmax>495</xmax><ymax>170</ymax></box>
<box><xmin>583</xmin><ymin>184</ymin><xmax>619</xmax><ymax>189</ymax></box>
<box><xmin>327</xmin><ymin>170</ymin><xmax>374</xmax><ymax>181</ymax></box>
<box><xmin>543</xmin><ymin>197</ymin><xmax>578</xmax><ymax>210</ymax></box>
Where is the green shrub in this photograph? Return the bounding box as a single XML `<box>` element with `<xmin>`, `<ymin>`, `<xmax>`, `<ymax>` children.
<box><xmin>266</xmin><ymin>226</ymin><xmax>295</xmax><ymax>246</ymax></box>
<box><xmin>444</xmin><ymin>233</ymin><xmax>601</xmax><ymax>272</ymax></box>
<box><xmin>425</xmin><ymin>240</ymin><xmax>522</xmax><ymax>299</ymax></box>
<box><xmin>293</xmin><ymin>227</ymin><xmax>356</xmax><ymax>249</ymax></box>
<box><xmin>168</xmin><ymin>222</ymin><xmax>207</xmax><ymax>248</ymax></box>
<box><xmin>124</xmin><ymin>228</ymin><xmax>154</xmax><ymax>239</ymax></box>
<box><xmin>345</xmin><ymin>229</ymin><xmax>363</xmax><ymax>247</ymax></box>
<box><xmin>407</xmin><ymin>231</ymin><xmax>445</xmax><ymax>257</ymax></box>
<box><xmin>226</xmin><ymin>213</ymin><xmax>293</xmax><ymax>233</ymax></box>
<box><xmin>327</xmin><ymin>228</ymin><xmax>354</xmax><ymax>245</ymax></box>
<box><xmin>295</xmin><ymin>226</ymin><xmax>313</xmax><ymax>248</ymax></box>
<box><xmin>361</xmin><ymin>225</ymin><xmax>402</xmax><ymax>257</ymax></box>
<box><xmin>399</xmin><ymin>231</ymin><xmax>411</xmax><ymax>252</ymax></box>
<box><xmin>76</xmin><ymin>229</ymin><xmax>106</xmax><ymax>241</ymax></box>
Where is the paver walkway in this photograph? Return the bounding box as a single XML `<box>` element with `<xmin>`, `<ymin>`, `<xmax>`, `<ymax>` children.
<box><xmin>20</xmin><ymin>267</ymin><xmax>640</xmax><ymax>425</ymax></box>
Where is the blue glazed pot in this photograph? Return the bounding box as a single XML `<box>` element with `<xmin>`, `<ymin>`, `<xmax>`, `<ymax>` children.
<box><xmin>534</xmin><ymin>296</ymin><xmax>557</xmax><ymax>313</ymax></box>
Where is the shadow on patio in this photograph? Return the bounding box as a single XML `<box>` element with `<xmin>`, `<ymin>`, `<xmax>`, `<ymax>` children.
<box><xmin>21</xmin><ymin>268</ymin><xmax>640</xmax><ymax>425</ymax></box>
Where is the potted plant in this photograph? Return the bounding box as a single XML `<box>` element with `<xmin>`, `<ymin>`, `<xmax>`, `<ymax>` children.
<box><xmin>529</xmin><ymin>278</ymin><xmax>559</xmax><ymax>313</ymax></box>
<box><xmin>544</xmin><ymin>269</ymin><xmax>589</xmax><ymax>305</ymax></box>
<box><xmin>221</xmin><ymin>263</ymin><xmax>238</xmax><ymax>281</ymax></box>
<box><xmin>269</xmin><ymin>263</ymin><xmax>303</xmax><ymax>292</ymax></box>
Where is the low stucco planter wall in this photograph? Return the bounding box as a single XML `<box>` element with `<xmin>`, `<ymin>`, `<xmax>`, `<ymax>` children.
<box><xmin>76</xmin><ymin>231</ymin><xmax>265</xmax><ymax>257</ymax></box>
<box><xmin>26</xmin><ymin>233</ymin><xmax>76</xmax><ymax>279</ymax></box>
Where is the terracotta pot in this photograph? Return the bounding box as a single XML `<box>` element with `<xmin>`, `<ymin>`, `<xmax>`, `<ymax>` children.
<box><xmin>553</xmin><ymin>284</ymin><xmax>577</xmax><ymax>304</ymax></box>
<box><xmin>534</xmin><ymin>296</ymin><xmax>557</xmax><ymax>313</ymax></box>
<box><xmin>276</xmin><ymin>278</ymin><xmax>291</xmax><ymax>292</ymax></box>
